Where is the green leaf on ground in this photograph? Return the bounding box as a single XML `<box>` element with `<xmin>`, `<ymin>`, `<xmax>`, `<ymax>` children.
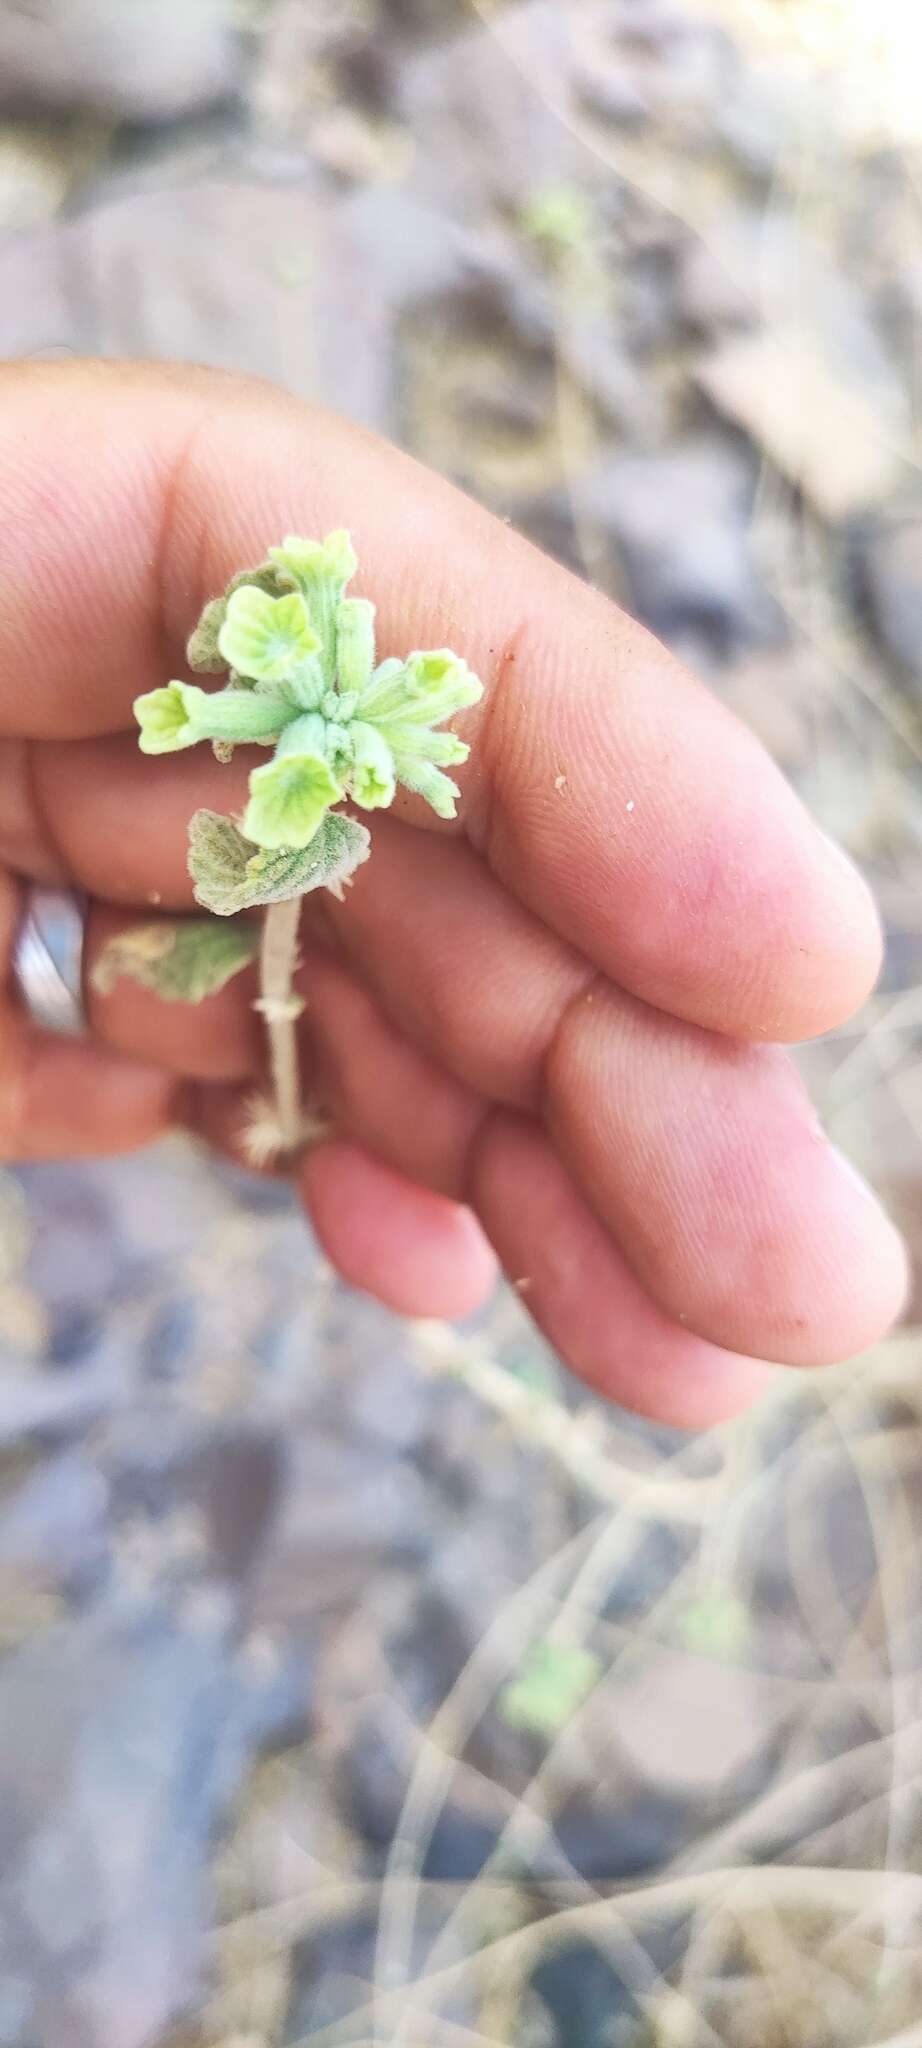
<box><xmin>679</xmin><ymin>1594</ymin><xmax>751</xmax><ymax>1663</ymax></box>
<box><xmin>499</xmin><ymin>1638</ymin><xmax>603</xmax><ymax>1740</ymax></box>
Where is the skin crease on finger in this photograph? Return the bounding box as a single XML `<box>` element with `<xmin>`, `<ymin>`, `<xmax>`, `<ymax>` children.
<box><xmin>178</xmin><ymin>968</ymin><xmax>783</xmax><ymax>1426</ymax></box>
<box><xmin>0</xmin><ymin>361</ymin><xmax>906</xmax><ymax>1416</ymax></box>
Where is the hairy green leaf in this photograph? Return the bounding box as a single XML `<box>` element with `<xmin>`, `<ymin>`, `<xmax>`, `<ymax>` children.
<box><xmin>91</xmin><ymin>918</ymin><xmax>259</xmax><ymax>1004</ymax></box>
<box><xmin>188</xmin><ymin>808</ymin><xmax>371</xmax><ymax>916</ymax></box>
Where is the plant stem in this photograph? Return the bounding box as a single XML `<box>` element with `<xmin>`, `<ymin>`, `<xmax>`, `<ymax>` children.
<box><xmin>259</xmin><ymin>895</ymin><xmax>303</xmax><ymax>1156</ymax></box>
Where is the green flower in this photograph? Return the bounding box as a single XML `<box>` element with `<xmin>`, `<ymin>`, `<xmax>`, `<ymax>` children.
<box><xmin>269</xmin><ymin>529</ymin><xmax>357</xmax><ymax>592</ymax></box>
<box><xmin>134</xmin><ymin>682</ymin><xmax>200</xmax><ymax>754</ymax></box>
<box><xmin>242</xmin><ymin>745</ymin><xmax>342</xmax><ymax>851</ymax></box>
<box><xmin>347</xmin><ymin>649</ymin><xmax>481</xmax><ymax>820</ymax></box>
<box><xmin>268</xmin><ymin>531</ymin><xmax>358</xmax><ymax>683</ymax></box>
<box><xmin>134</xmin><ymin>679</ymin><xmax>294</xmax><ymax>755</ymax></box>
<box><xmin>136</xmin><ymin>531</ymin><xmax>485</xmax><ymax>854</ymax></box>
<box><xmin>357</xmin><ymin>648</ymin><xmax>482</xmax><ymax>727</ymax></box>
<box><xmin>217</xmin><ymin>586</ymin><xmax>320</xmax><ymax>685</ymax></box>
<box><xmin>347</xmin><ymin>720</ymin><xmax>396</xmax><ymax>810</ymax></box>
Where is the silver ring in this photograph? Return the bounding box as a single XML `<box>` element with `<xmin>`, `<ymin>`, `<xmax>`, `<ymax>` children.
<box><xmin>12</xmin><ymin>885</ymin><xmax>87</xmax><ymax>1036</ymax></box>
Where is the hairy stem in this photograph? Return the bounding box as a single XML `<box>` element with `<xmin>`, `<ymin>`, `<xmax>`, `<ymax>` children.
<box><xmin>259</xmin><ymin>895</ymin><xmax>303</xmax><ymax>1155</ymax></box>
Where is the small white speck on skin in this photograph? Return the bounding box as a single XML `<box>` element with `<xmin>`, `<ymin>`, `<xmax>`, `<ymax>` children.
<box><xmin>147</xmin><ymin>890</ymin><xmax>162</xmax><ymax>905</ymax></box>
<box><xmin>626</xmin><ymin>800</ymin><xmax>635</xmax><ymax>813</ymax></box>
<box><xmin>554</xmin><ymin>773</ymin><xmax>568</xmax><ymax>792</ymax></box>
<box><xmin>513</xmin><ymin>1276</ymin><xmax>533</xmax><ymax>1292</ymax></box>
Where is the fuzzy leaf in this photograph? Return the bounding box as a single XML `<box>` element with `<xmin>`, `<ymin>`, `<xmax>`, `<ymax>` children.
<box><xmin>91</xmin><ymin>918</ymin><xmax>258</xmax><ymax>1003</ymax></box>
<box><xmin>218</xmin><ymin>587</ymin><xmax>320</xmax><ymax>685</ymax></box>
<box><xmin>188</xmin><ymin>808</ymin><xmax>370</xmax><ymax>916</ymax></box>
<box><xmin>243</xmin><ymin>746</ymin><xmax>342</xmax><ymax>850</ymax></box>
<box><xmin>186</xmin><ymin>596</ymin><xmax>229</xmax><ymax>675</ymax></box>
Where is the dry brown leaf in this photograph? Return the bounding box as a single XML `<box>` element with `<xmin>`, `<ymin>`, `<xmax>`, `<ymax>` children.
<box><xmin>698</xmin><ymin>324</ymin><xmax>902</xmax><ymax>521</ymax></box>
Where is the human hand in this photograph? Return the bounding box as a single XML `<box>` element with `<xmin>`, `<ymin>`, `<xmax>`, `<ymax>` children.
<box><xmin>0</xmin><ymin>362</ymin><xmax>906</xmax><ymax>1426</ymax></box>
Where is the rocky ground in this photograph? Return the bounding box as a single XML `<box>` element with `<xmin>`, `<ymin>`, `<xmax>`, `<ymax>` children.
<box><xmin>1</xmin><ymin>3</ymin><xmax>922</xmax><ymax>2044</ymax></box>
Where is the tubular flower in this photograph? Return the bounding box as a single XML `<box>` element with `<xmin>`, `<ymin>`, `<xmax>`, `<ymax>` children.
<box><xmin>134</xmin><ymin>531</ymin><xmax>484</xmax><ymax>852</ymax></box>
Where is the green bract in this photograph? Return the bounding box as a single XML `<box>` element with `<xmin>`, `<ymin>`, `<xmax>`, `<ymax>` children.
<box><xmin>134</xmin><ymin>529</ymin><xmax>484</xmax><ymax>865</ymax></box>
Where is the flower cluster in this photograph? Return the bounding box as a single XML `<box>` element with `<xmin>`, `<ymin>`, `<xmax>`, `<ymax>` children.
<box><xmin>134</xmin><ymin>531</ymin><xmax>483</xmax><ymax>852</ymax></box>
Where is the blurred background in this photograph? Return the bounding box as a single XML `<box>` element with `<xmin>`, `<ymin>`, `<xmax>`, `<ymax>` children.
<box><xmin>1</xmin><ymin>2</ymin><xmax>922</xmax><ymax>2043</ymax></box>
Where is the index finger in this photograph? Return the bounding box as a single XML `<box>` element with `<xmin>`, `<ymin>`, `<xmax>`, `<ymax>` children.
<box><xmin>0</xmin><ymin>358</ymin><xmax>880</xmax><ymax>1041</ymax></box>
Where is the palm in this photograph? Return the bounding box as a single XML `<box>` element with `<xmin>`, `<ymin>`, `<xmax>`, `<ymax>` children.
<box><xmin>0</xmin><ymin>362</ymin><xmax>905</xmax><ymax>1427</ymax></box>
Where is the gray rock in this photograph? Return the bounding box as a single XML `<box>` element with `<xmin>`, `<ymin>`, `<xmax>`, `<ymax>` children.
<box><xmin>0</xmin><ymin>0</ymin><xmax>241</xmax><ymax>122</ymax></box>
<box><xmin>0</xmin><ymin>1346</ymin><xmax>121</xmax><ymax>1452</ymax></box>
<box><xmin>245</xmin><ymin>1429</ymin><xmax>432</xmax><ymax>1631</ymax></box>
<box><xmin>0</xmin><ymin>1447</ymin><xmax>109</xmax><ymax>1595</ymax></box>
<box><xmin>399</xmin><ymin>2</ymin><xmax>600</xmax><ymax>213</ymax></box>
<box><xmin>573</xmin><ymin>435</ymin><xmax>783</xmax><ymax>660</ymax></box>
<box><xmin>0</xmin><ymin>1608</ymin><xmax>300</xmax><ymax>2048</ymax></box>
<box><xmin>858</xmin><ymin>510</ymin><xmax>922</xmax><ymax>681</ymax></box>
<box><xmin>186</xmin><ymin>1427</ymin><xmax>284</xmax><ymax>1583</ymax></box>
<box><xmin>0</xmin><ymin>177</ymin><xmax>512</xmax><ymax>439</ymax></box>
<box><xmin>342</xmin><ymin>1703</ymin><xmax>501</xmax><ymax>1880</ymax></box>
<box><xmin>676</xmin><ymin>220</ymin><xmax>759</xmax><ymax>332</ymax></box>
<box><xmin>574</xmin><ymin>58</ymin><xmax>650</xmax><ymax>127</ymax></box>
<box><xmin>19</xmin><ymin>1165</ymin><xmax>121</xmax><ymax>1345</ymax></box>
<box><xmin>716</xmin><ymin>64</ymin><xmax>809</xmax><ymax>182</ymax></box>
<box><xmin>281</xmin><ymin>1893</ymin><xmax>478</xmax><ymax>2044</ymax></box>
<box><xmin>530</xmin><ymin>1940</ymin><xmax>642</xmax><ymax>2048</ymax></box>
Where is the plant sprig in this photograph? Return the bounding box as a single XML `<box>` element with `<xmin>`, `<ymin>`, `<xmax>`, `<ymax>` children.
<box><xmin>96</xmin><ymin>531</ymin><xmax>483</xmax><ymax>1162</ymax></box>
